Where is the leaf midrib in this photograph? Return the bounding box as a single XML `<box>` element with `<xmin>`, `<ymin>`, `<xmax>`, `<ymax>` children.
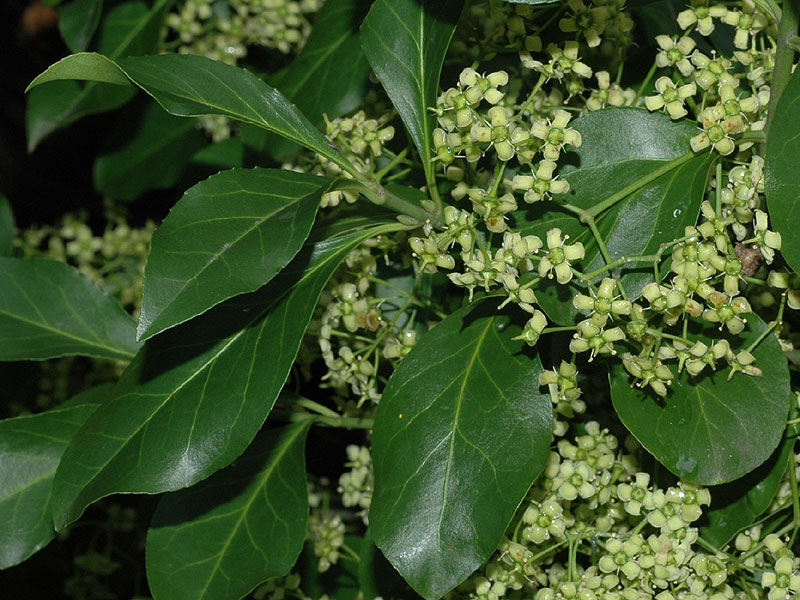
<box><xmin>436</xmin><ymin>316</ymin><xmax>493</xmax><ymax>547</ymax></box>
<box><xmin>142</xmin><ymin>191</ymin><xmax>315</xmax><ymax>336</ymax></box>
<box><xmin>54</xmin><ymin>225</ymin><xmax>399</xmax><ymax>525</ymax></box>
<box><xmin>0</xmin><ymin>307</ymin><xmax>134</xmax><ymax>359</ymax></box>
<box><xmin>193</xmin><ymin>425</ymin><xmax>306</xmax><ymax>598</ymax></box>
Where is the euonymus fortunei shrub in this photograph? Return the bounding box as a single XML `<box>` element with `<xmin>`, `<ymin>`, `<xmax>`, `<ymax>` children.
<box><xmin>4</xmin><ymin>0</ymin><xmax>800</xmax><ymax>598</ymax></box>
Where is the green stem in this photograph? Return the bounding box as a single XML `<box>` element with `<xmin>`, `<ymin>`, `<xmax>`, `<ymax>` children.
<box><xmin>489</xmin><ymin>160</ymin><xmax>507</xmax><ymax>197</ymax></box>
<box><xmin>521</xmin><ymin>73</ymin><xmax>548</xmax><ymax>116</ymax></box>
<box><xmin>695</xmin><ymin>536</ymin><xmax>719</xmax><ymax>553</ymax></box>
<box><xmin>581</xmin><ymin>151</ymin><xmax>697</xmax><ymax>221</ymax></box>
<box><xmin>745</xmin><ymin>293</ymin><xmax>785</xmax><ymax>354</ymax></box>
<box><xmin>340</xmin><ymin>543</ymin><xmax>362</xmax><ymax>563</ymax></box>
<box><xmin>789</xmin><ymin>453</ymin><xmax>800</xmax><ymax>544</ymax></box>
<box><xmin>574</xmin><ymin>253</ymin><xmax>661</xmax><ymax>281</ymax></box>
<box><xmin>374</xmin><ymin>148</ymin><xmax>409</xmax><ymax>181</ymax></box>
<box><xmin>765</xmin><ymin>0</ymin><xmax>800</xmax><ymax>138</ymax></box>
<box><xmin>293</xmin><ymin>398</ymin><xmax>340</xmax><ymax>418</ymax></box>
<box><xmin>634</xmin><ymin>60</ymin><xmax>659</xmax><ymax>104</ymax></box>
<box><xmin>585</xmin><ymin>215</ymin><xmax>628</xmax><ymax>299</ymax></box>
<box><xmin>272</xmin><ymin>410</ymin><xmax>374</xmax><ymax>430</ymax></box>
<box><xmin>542</xmin><ymin>325</ymin><xmax>578</xmax><ymax>334</ymax></box>
<box><xmin>348</xmin><ymin>178</ymin><xmax>443</xmax><ymax>228</ymax></box>
<box><xmin>645</xmin><ymin>328</ymin><xmax>692</xmax><ymax>345</ymax></box>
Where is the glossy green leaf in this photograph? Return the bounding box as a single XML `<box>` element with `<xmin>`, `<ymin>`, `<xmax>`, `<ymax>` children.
<box><xmin>50</xmin><ymin>217</ymin><xmax>406</xmax><ymax>529</ymax></box>
<box><xmin>361</xmin><ymin>0</ymin><xmax>464</xmax><ymax>189</ymax></box>
<box><xmin>138</xmin><ymin>168</ymin><xmax>328</xmax><ymax>341</ymax></box>
<box><xmin>146</xmin><ymin>422</ymin><xmax>311</xmax><ymax>600</ymax></box>
<box><xmin>516</xmin><ymin>108</ymin><xmax>711</xmax><ymax>325</ymax></box>
<box><xmin>26</xmin><ymin>0</ymin><xmax>171</xmax><ymax>150</ymax></box>
<box><xmin>0</xmin><ymin>195</ymin><xmax>14</xmax><ymax>257</ymax></box>
<box><xmin>258</xmin><ymin>0</ymin><xmax>372</xmax><ymax>159</ymax></box>
<box><xmin>359</xmin><ymin>529</ymin><xmax>423</xmax><ymax>600</ymax></box>
<box><xmin>0</xmin><ymin>386</ymin><xmax>108</xmax><ymax>568</ymax></box>
<box><xmin>766</xmin><ymin>66</ymin><xmax>800</xmax><ymax>274</ymax></box>
<box><xmin>0</xmin><ymin>258</ymin><xmax>139</xmax><ymax>361</ymax></box>
<box><xmin>701</xmin><ymin>420</ymin><xmax>795</xmax><ymax>548</ymax></box>
<box><xmin>58</xmin><ymin>0</ymin><xmax>103</xmax><ymax>52</ymax></box>
<box><xmin>93</xmin><ymin>100</ymin><xmax>206</xmax><ymax>201</ymax></box>
<box><xmin>371</xmin><ymin>303</ymin><xmax>552</xmax><ymax>600</ymax></box>
<box><xmin>29</xmin><ymin>53</ymin><xmax>350</xmax><ymax>168</ymax></box>
<box><xmin>610</xmin><ymin>315</ymin><xmax>790</xmax><ymax>485</ymax></box>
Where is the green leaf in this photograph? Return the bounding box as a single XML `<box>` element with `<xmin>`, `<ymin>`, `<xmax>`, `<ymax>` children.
<box><xmin>700</xmin><ymin>420</ymin><xmax>796</xmax><ymax>548</ymax></box>
<box><xmin>93</xmin><ymin>100</ymin><xmax>206</xmax><ymax>201</ymax></box>
<box><xmin>0</xmin><ymin>386</ymin><xmax>107</xmax><ymax>568</ymax></box>
<box><xmin>361</xmin><ymin>0</ymin><xmax>464</xmax><ymax>190</ymax></box>
<box><xmin>0</xmin><ymin>195</ymin><xmax>14</xmax><ymax>257</ymax></box>
<box><xmin>26</xmin><ymin>0</ymin><xmax>171</xmax><ymax>150</ymax></box>
<box><xmin>0</xmin><ymin>258</ymin><xmax>139</xmax><ymax>361</ymax></box>
<box><xmin>137</xmin><ymin>168</ymin><xmax>328</xmax><ymax>341</ymax></box>
<box><xmin>29</xmin><ymin>53</ymin><xmax>350</xmax><ymax>169</ymax></box>
<box><xmin>257</xmin><ymin>0</ymin><xmax>372</xmax><ymax>159</ymax></box>
<box><xmin>516</xmin><ymin>108</ymin><xmax>712</xmax><ymax>325</ymax></box>
<box><xmin>766</xmin><ymin>66</ymin><xmax>800</xmax><ymax>274</ymax></box>
<box><xmin>50</xmin><ymin>217</ymin><xmax>406</xmax><ymax>529</ymax></box>
<box><xmin>370</xmin><ymin>303</ymin><xmax>552</xmax><ymax>600</ymax></box>
<box><xmin>359</xmin><ymin>529</ymin><xmax>423</xmax><ymax>600</ymax></box>
<box><xmin>610</xmin><ymin>314</ymin><xmax>791</xmax><ymax>485</ymax></box>
<box><xmin>146</xmin><ymin>422</ymin><xmax>311</xmax><ymax>600</ymax></box>
<box><xmin>58</xmin><ymin>0</ymin><xmax>103</xmax><ymax>52</ymax></box>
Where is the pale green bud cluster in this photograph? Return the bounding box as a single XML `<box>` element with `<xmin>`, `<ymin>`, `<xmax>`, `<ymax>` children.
<box><xmin>163</xmin><ymin>0</ymin><xmax>323</xmax><ymax>139</ymax></box>
<box><xmin>307</xmin><ymin>511</ymin><xmax>345</xmax><ymax>573</ymax></box>
<box><xmin>443</xmin><ymin>420</ymin><xmax>744</xmax><ymax>600</ymax></box>
<box><xmin>13</xmin><ymin>210</ymin><xmax>152</xmax><ymax>416</ymax></box>
<box><xmin>313</xmin><ymin>110</ymin><xmax>396</xmax><ymax>208</ymax></box>
<box><xmin>251</xmin><ymin>573</ymin><xmax>302</xmax><ymax>600</ymax></box>
<box><xmin>165</xmin><ymin>0</ymin><xmax>321</xmax><ymax>59</ymax></box>
<box><xmin>305</xmin><ymin>235</ymin><xmax>424</xmax><ymax>409</ymax></box>
<box><xmin>336</xmin><ymin>444</ymin><xmax>373</xmax><ymax>524</ymax></box>
<box><xmin>17</xmin><ymin>208</ymin><xmax>154</xmax><ymax>315</ymax></box>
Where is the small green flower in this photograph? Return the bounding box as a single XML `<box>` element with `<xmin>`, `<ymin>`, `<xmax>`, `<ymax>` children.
<box><xmin>552</xmin><ymin>460</ymin><xmax>597</xmax><ymax>501</ymax></box>
<box><xmin>645</xmin><ymin>76</ymin><xmax>696</xmax><ymax>119</ymax></box>
<box><xmin>538</xmin><ymin>228</ymin><xmax>585</xmax><ymax>283</ymax></box>
<box><xmin>616</xmin><ymin>472</ymin><xmax>653</xmax><ymax>516</ymax></box>
<box><xmin>654</xmin><ymin>35</ymin><xmax>696</xmax><ymax>76</ymax></box>
<box><xmin>573</xmin><ymin>277</ymin><xmax>631</xmax><ymax>317</ymax></box>
<box><xmin>761</xmin><ymin>556</ymin><xmax>800</xmax><ymax>600</ymax></box>
<box><xmin>512</xmin><ymin>160</ymin><xmax>570</xmax><ymax>203</ymax></box>
<box><xmin>599</xmin><ymin>536</ymin><xmax>644</xmax><ymax>580</ymax></box>
<box><xmin>514</xmin><ymin>310</ymin><xmax>549</xmax><ymax>346</ymax></box>
<box><xmin>531</xmin><ymin>109</ymin><xmax>583</xmax><ymax>160</ymax></box>
<box><xmin>677</xmin><ymin>3</ymin><xmax>728</xmax><ymax>36</ymax></box>
<box><xmin>522</xmin><ymin>498</ymin><xmax>566</xmax><ymax>543</ymax></box>
<box><xmin>720</xmin><ymin>0</ymin><xmax>769</xmax><ymax>49</ymax></box>
<box><xmin>558</xmin><ymin>0</ymin><xmax>610</xmax><ymax>47</ymax></box>
<box><xmin>621</xmin><ymin>353</ymin><xmax>673</xmax><ymax>397</ymax></box>
<box><xmin>570</xmin><ymin>314</ymin><xmax>626</xmax><ymax>358</ymax></box>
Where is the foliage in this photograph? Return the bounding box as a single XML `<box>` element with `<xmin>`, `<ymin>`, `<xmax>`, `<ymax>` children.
<box><xmin>4</xmin><ymin>0</ymin><xmax>800</xmax><ymax>599</ymax></box>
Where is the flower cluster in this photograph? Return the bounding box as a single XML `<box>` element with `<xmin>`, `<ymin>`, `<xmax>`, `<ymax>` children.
<box><xmin>163</xmin><ymin>0</ymin><xmax>323</xmax><ymax>139</ymax></box>
<box><xmin>441</xmin><ymin>420</ymin><xmax>753</xmax><ymax>600</ymax></box>
<box><xmin>17</xmin><ymin>208</ymin><xmax>154</xmax><ymax>315</ymax></box>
